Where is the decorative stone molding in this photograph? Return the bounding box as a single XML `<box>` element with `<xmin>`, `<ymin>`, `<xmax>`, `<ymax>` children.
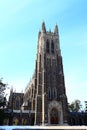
<box><xmin>48</xmin><ymin>101</ymin><xmax>63</xmax><ymax>125</ymax></box>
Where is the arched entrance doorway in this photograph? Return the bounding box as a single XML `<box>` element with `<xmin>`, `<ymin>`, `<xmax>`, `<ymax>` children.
<box><xmin>48</xmin><ymin>101</ymin><xmax>63</xmax><ymax>125</ymax></box>
<box><xmin>50</xmin><ymin>108</ymin><xmax>58</xmax><ymax>124</ymax></box>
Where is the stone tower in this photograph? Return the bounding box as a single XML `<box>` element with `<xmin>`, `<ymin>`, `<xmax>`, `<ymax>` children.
<box><xmin>34</xmin><ymin>22</ymin><xmax>68</xmax><ymax>125</ymax></box>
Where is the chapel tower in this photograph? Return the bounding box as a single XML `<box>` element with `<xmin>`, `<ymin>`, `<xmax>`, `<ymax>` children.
<box><xmin>34</xmin><ymin>22</ymin><xmax>68</xmax><ymax>125</ymax></box>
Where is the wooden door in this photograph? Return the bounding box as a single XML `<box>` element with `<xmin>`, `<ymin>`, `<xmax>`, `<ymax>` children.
<box><xmin>50</xmin><ymin>108</ymin><xmax>58</xmax><ymax>124</ymax></box>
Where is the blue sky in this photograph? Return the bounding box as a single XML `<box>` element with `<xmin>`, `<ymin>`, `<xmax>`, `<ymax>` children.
<box><xmin>0</xmin><ymin>0</ymin><xmax>87</xmax><ymax>108</ymax></box>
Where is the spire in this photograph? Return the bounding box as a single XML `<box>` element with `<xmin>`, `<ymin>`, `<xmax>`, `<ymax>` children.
<box><xmin>10</xmin><ymin>86</ymin><xmax>13</xmax><ymax>95</ymax></box>
<box><xmin>38</xmin><ymin>30</ymin><xmax>41</xmax><ymax>39</ymax></box>
<box><xmin>54</xmin><ymin>24</ymin><xmax>58</xmax><ymax>34</ymax></box>
<box><xmin>42</xmin><ymin>21</ymin><xmax>46</xmax><ymax>33</ymax></box>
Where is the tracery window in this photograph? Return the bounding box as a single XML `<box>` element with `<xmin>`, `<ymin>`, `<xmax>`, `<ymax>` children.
<box><xmin>46</xmin><ymin>39</ymin><xmax>50</xmax><ymax>53</ymax></box>
<box><xmin>16</xmin><ymin>97</ymin><xmax>20</xmax><ymax>109</ymax></box>
<box><xmin>53</xmin><ymin>87</ymin><xmax>57</xmax><ymax>99</ymax></box>
<box><xmin>48</xmin><ymin>87</ymin><xmax>51</xmax><ymax>99</ymax></box>
<box><xmin>51</xmin><ymin>40</ymin><xmax>54</xmax><ymax>54</ymax></box>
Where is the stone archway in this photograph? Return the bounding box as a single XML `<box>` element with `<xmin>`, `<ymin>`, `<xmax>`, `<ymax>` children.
<box><xmin>50</xmin><ymin>108</ymin><xmax>58</xmax><ymax>124</ymax></box>
<box><xmin>48</xmin><ymin>101</ymin><xmax>63</xmax><ymax>125</ymax></box>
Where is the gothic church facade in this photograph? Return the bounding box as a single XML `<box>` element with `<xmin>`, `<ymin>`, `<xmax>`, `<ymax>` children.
<box><xmin>24</xmin><ymin>22</ymin><xmax>68</xmax><ymax>125</ymax></box>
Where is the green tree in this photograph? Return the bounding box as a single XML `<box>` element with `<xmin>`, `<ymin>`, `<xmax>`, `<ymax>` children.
<box><xmin>0</xmin><ymin>78</ymin><xmax>7</xmax><ymax>109</ymax></box>
<box><xmin>68</xmin><ymin>100</ymin><xmax>82</xmax><ymax>112</ymax></box>
<box><xmin>84</xmin><ymin>101</ymin><xmax>87</xmax><ymax>112</ymax></box>
<box><xmin>0</xmin><ymin>78</ymin><xmax>8</xmax><ymax>125</ymax></box>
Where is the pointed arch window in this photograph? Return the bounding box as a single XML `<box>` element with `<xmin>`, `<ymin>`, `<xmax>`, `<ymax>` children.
<box><xmin>53</xmin><ymin>87</ymin><xmax>57</xmax><ymax>99</ymax></box>
<box><xmin>16</xmin><ymin>97</ymin><xmax>20</xmax><ymax>109</ymax></box>
<box><xmin>51</xmin><ymin>40</ymin><xmax>54</xmax><ymax>54</ymax></box>
<box><xmin>46</xmin><ymin>39</ymin><xmax>50</xmax><ymax>53</ymax></box>
<box><xmin>48</xmin><ymin>87</ymin><xmax>51</xmax><ymax>99</ymax></box>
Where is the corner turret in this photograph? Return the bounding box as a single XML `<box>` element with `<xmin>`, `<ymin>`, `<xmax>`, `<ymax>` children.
<box><xmin>42</xmin><ymin>21</ymin><xmax>46</xmax><ymax>33</ymax></box>
<box><xmin>54</xmin><ymin>24</ymin><xmax>58</xmax><ymax>34</ymax></box>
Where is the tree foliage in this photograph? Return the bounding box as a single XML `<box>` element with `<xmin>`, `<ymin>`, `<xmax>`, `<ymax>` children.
<box><xmin>68</xmin><ymin>100</ymin><xmax>82</xmax><ymax>112</ymax></box>
<box><xmin>0</xmin><ymin>78</ymin><xmax>7</xmax><ymax>108</ymax></box>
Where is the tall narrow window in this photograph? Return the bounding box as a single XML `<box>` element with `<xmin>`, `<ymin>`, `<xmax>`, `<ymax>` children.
<box><xmin>40</xmin><ymin>54</ymin><xmax>41</xmax><ymax>63</ymax></box>
<box><xmin>46</xmin><ymin>39</ymin><xmax>49</xmax><ymax>53</ymax></box>
<box><xmin>48</xmin><ymin>87</ymin><xmax>51</xmax><ymax>99</ymax></box>
<box><xmin>53</xmin><ymin>88</ymin><xmax>57</xmax><ymax>99</ymax></box>
<box><xmin>16</xmin><ymin>97</ymin><xmax>20</xmax><ymax>109</ymax></box>
<box><xmin>51</xmin><ymin>40</ymin><xmax>54</xmax><ymax>54</ymax></box>
<box><xmin>39</xmin><ymin>54</ymin><xmax>41</xmax><ymax>71</ymax></box>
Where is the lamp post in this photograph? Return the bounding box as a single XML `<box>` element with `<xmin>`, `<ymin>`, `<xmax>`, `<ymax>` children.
<box><xmin>9</xmin><ymin>92</ymin><xmax>14</xmax><ymax>125</ymax></box>
<box><xmin>20</xmin><ymin>108</ymin><xmax>22</xmax><ymax>125</ymax></box>
<box><xmin>28</xmin><ymin>110</ymin><xmax>31</xmax><ymax>125</ymax></box>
